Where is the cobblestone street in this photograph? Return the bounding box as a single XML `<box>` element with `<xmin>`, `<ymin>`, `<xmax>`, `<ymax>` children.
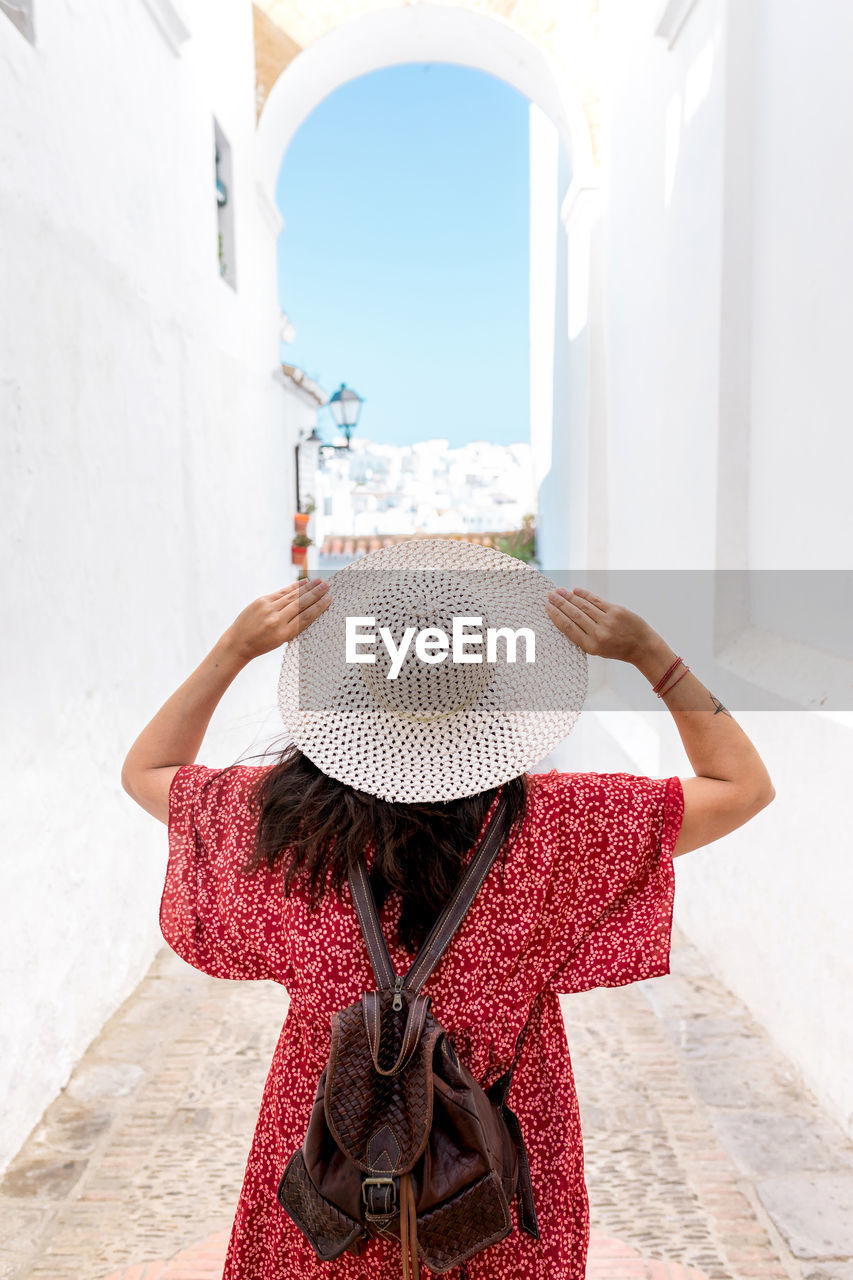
<box><xmin>2</xmin><ymin>927</ymin><xmax>852</xmax><ymax>1280</ymax></box>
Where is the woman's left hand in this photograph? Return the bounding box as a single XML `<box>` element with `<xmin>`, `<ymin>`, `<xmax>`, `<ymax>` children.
<box><xmin>221</xmin><ymin>578</ymin><xmax>331</xmax><ymax>663</ymax></box>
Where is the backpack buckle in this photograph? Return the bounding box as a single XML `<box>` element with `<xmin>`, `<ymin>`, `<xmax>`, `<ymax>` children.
<box><xmin>362</xmin><ymin>1175</ymin><xmax>397</xmax><ymax>1216</ymax></box>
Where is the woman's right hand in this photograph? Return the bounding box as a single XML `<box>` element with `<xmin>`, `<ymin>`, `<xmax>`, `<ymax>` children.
<box><xmin>220</xmin><ymin>578</ymin><xmax>331</xmax><ymax>663</ymax></box>
<box><xmin>546</xmin><ymin>586</ymin><xmax>655</xmax><ymax>664</ymax></box>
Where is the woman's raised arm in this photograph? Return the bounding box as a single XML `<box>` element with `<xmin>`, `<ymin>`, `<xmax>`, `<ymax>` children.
<box><xmin>121</xmin><ymin>578</ymin><xmax>330</xmax><ymax>824</ymax></box>
<box><xmin>546</xmin><ymin>586</ymin><xmax>775</xmax><ymax>858</ymax></box>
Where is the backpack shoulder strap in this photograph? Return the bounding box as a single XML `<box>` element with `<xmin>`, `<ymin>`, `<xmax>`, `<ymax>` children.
<box><xmin>348</xmin><ymin>789</ymin><xmax>512</xmax><ymax>994</ymax></box>
<box><xmin>404</xmin><ymin>789</ymin><xmax>511</xmax><ymax>993</ymax></box>
<box><xmin>348</xmin><ymin>858</ymin><xmax>396</xmax><ymax>989</ymax></box>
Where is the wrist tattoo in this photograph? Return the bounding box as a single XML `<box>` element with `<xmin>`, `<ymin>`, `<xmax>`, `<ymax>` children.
<box><xmin>709</xmin><ymin>692</ymin><xmax>732</xmax><ymax>717</ymax></box>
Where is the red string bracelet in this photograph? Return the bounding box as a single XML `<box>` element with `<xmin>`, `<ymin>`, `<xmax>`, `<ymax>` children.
<box><xmin>652</xmin><ymin>656</ymin><xmax>682</xmax><ymax>695</ymax></box>
<box><xmin>658</xmin><ymin>664</ymin><xmax>690</xmax><ymax>697</ymax></box>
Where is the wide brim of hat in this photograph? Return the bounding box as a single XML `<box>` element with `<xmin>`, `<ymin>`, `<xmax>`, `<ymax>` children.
<box><xmin>277</xmin><ymin>538</ymin><xmax>588</xmax><ymax>802</ymax></box>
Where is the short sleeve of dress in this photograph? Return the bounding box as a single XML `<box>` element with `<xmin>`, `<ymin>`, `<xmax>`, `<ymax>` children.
<box><xmin>536</xmin><ymin>770</ymin><xmax>684</xmax><ymax>996</ymax></box>
<box><xmin>160</xmin><ymin>763</ymin><xmax>286</xmax><ymax>983</ymax></box>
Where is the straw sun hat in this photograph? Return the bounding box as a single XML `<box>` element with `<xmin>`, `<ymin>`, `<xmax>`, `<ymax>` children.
<box><xmin>277</xmin><ymin>538</ymin><xmax>588</xmax><ymax>803</ymax></box>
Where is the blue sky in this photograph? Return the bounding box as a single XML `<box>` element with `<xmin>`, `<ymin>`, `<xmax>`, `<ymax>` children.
<box><xmin>275</xmin><ymin>64</ymin><xmax>530</xmax><ymax>448</ymax></box>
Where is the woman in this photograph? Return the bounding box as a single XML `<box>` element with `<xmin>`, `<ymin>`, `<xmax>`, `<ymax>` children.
<box><xmin>121</xmin><ymin>539</ymin><xmax>774</xmax><ymax>1280</ymax></box>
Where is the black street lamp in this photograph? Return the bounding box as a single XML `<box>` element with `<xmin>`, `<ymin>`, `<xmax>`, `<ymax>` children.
<box><xmin>326</xmin><ymin>383</ymin><xmax>364</xmax><ymax>448</ymax></box>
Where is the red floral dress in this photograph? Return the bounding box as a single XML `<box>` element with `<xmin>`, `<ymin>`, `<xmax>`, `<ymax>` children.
<box><xmin>162</xmin><ymin>764</ymin><xmax>684</xmax><ymax>1280</ymax></box>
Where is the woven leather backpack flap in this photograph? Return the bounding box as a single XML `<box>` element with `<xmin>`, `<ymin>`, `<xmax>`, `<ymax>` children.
<box><xmin>325</xmin><ymin>987</ymin><xmax>442</xmax><ymax>1172</ymax></box>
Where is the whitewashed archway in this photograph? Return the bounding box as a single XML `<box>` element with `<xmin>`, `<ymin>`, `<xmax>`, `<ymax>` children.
<box><xmin>255</xmin><ymin>4</ymin><xmax>595</xmax><ymax>205</ymax></box>
<box><xmin>254</xmin><ymin>2</ymin><xmax>603</xmax><ymax>576</ymax></box>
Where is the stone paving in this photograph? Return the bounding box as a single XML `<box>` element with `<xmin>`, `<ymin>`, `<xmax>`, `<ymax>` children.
<box><xmin>2</xmin><ymin>926</ymin><xmax>852</xmax><ymax>1280</ymax></box>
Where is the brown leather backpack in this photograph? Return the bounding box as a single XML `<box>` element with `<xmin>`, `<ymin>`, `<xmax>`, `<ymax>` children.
<box><xmin>276</xmin><ymin>791</ymin><xmax>540</xmax><ymax>1277</ymax></box>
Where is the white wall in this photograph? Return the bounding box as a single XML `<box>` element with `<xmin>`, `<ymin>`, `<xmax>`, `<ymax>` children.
<box><xmin>529</xmin><ymin>104</ymin><xmax>573</xmax><ymax>574</ymax></box>
<box><xmin>0</xmin><ymin>0</ymin><xmax>293</xmax><ymax>1169</ymax></box>
<box><xmin>600</xmin><ymin>0</ymin><xmax>725</xmax><ymax>570</ymax></box>
<box><xmin>672</xmin><ymin>713</ymin><xmax>853</xmax><ymax>1136</ymax></box>
<box><xmin>746</xmin><ymin>1</ymin><xmax>853</xmax><ymax>568</ymax></box>
<box><xmin>528</xmin><ymin>105</ymin><xmax>560</xmax><ymax>533</ymax></box>
<box><xmin>282</xmin><ymin>375</ymin><xmax>322</xmax><ymax>571</ymax></box>
<box><xmin>676</xmin><ymin>0</ymin><xmax>853</xmax><ymax>1134</ymax></box>
<box><xmin>581</xmin><ymin>0</ymin><xmax>853</xmax><ymax>1135</ymax></box>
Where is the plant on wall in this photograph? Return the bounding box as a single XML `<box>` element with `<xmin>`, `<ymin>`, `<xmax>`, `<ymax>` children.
<box><xmin>493</xmin><ymin>515</ymin><xmax>536</xmax><ymax>564</ymax></box>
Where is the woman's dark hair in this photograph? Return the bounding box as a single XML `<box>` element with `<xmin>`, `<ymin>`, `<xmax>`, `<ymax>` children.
<box><xmin>236</xmin><ymin>745</ymin><xmax>528</xmax><ymax>955</ymax></box>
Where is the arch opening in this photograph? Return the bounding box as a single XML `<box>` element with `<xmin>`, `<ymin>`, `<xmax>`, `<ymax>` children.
<box><xmin>256</xmin><ymin>4</ymin><xmax>594</xmax><ymax>205</ymax></box>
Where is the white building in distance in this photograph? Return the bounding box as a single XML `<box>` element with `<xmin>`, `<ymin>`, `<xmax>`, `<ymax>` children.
<box><xmin>314</xmin><ymin>437</ymin><xmax>534</xmax><ymax>559</ymax></box>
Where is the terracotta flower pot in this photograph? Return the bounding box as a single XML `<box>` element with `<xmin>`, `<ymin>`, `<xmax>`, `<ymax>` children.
<box><xmin>294</xmin><ymin>512</ymin><xmax>310</xmax><ymax>532</ymax></box>
<box><xmin>291</xmin><ymin>544</ymin><xmax>308</xmax><ymax>566</ymax></box>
